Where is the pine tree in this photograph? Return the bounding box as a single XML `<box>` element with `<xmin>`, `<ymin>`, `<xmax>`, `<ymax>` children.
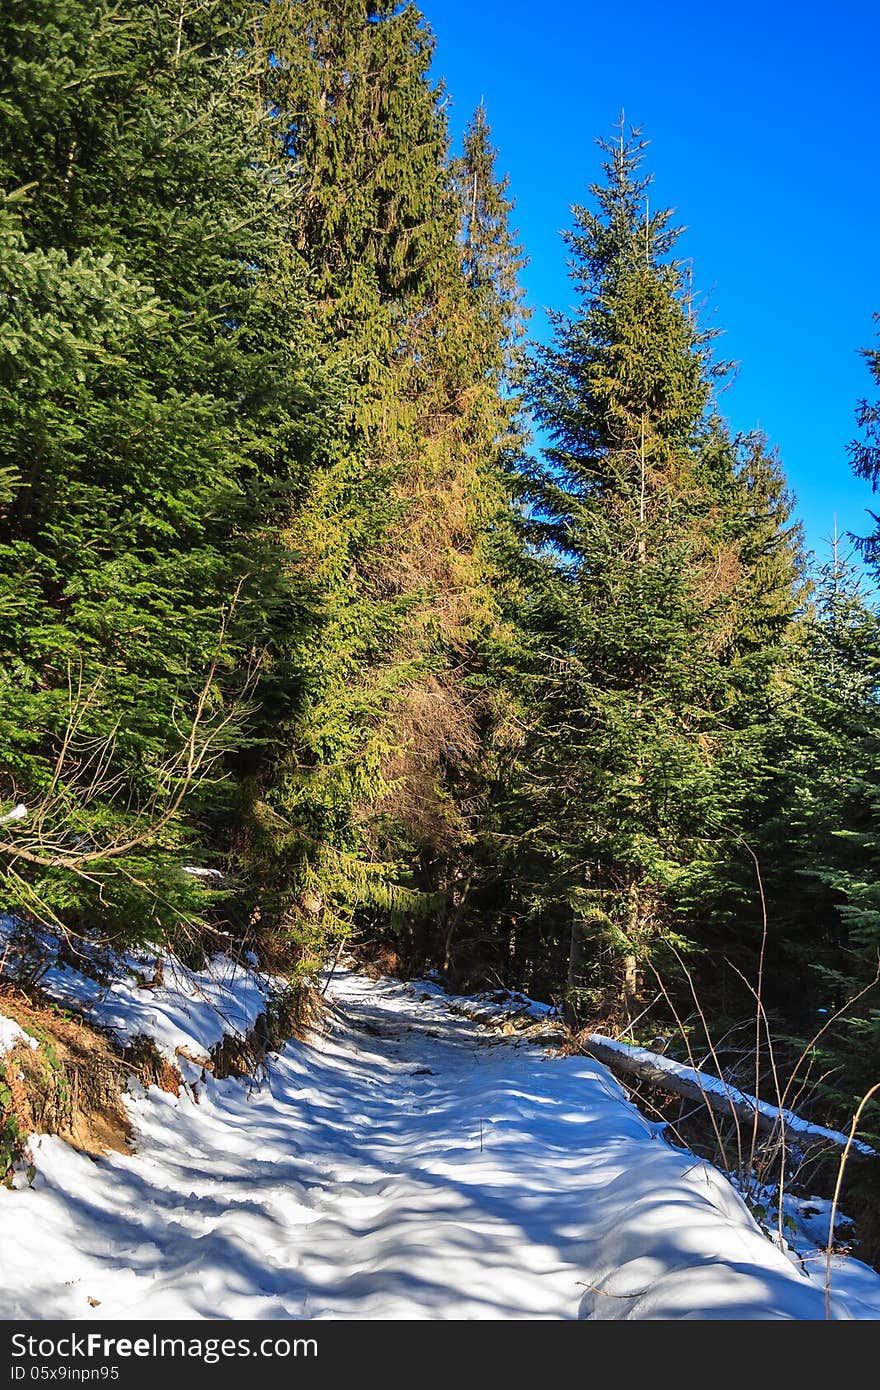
<box><xmin>453</xmin><ymin>101</ymin><xmax>528</xmax><ymax>386</ymax></box>
<box><xmin>501</xmin><ymin>123</ymin><xmax>799</xmax><ymax>1022</ymax></box>
<box><xmin>742</xmin><ymin>539</ymin><xmax>880</xmax><ymax>1113</ymax></box>
<box><xmin>243</xmin><ymin>3</ymin><xmax>524</xmax><ymax>966</ymax></box>
<box><xmin>793</xmin><ymin>320</ymin><xmax>880</xmax><ymax>1099</ymax></box>
<box><xmin>675</xmin><ymin>421</ymin><xmax>806</xmax><ymax>983</ymax></box>
<box><xmin>0</xmin><ymin>1</ymin><xmax>330</xmax><ymax>947</ymax></box>
<box><xmin>850</xmin><ymin>312</ymin><xmax>880</xmax><ymax>520</ymax></box>
<box><xmin>743</xmin><ymin>316</ymin><xmax>880</xmax><ymax>1108</ymax></box>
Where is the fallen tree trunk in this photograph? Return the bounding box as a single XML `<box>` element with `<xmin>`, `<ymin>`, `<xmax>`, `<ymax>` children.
<box><xmin>581</xmin><ymin>1034</ymin><xmax>875</xmax><ymax>1158</ymax></box>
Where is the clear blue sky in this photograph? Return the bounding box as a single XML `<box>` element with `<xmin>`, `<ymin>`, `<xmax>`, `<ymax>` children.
<box><xmin>424</xmin><ymin>0</ymin><xmax>880</xmax><ymax>568</ymax></box>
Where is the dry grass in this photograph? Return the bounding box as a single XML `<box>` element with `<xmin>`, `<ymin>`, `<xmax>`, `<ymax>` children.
<box><xmin>211</xmin><ymin>982</ymin><xmax>324</xmax><ymax>1080</ymax></box>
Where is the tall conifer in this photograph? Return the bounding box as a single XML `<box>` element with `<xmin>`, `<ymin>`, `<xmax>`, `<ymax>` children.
<box><xmin>249</xmin><ymin>3</ymin><xmax>524</xmax><ymax>963</ymax></box>
<box><xmin>0</xmin><ymin>1</ymin><xmax>329</xmax><ymax>944</ymax></box>
<box><xmin>503</xmin><ymin>124</ymin><xmax>799</xmax><ymax>1021</ymax></box>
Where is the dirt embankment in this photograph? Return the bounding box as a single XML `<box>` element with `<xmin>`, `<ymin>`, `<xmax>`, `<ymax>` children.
<box><xmin>0</xmin><ymin>983</ymin><xmax>135</xmax><ymax>1174</ymax></box>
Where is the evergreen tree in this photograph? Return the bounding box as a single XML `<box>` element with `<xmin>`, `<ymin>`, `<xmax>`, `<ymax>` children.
<box><xmin>794</xmin><ymin>319</ymin><xmax>880</xmax><ymax>1100</ymax></box>
<box><xmin>736</xmin><ymin>538</ymin><xmax>880</xmax><ymax>1117</ymax></box>
<box><xmin>0</xmin><ymin>1</ymin><xmax>330</xmax><ymax>947</ymax></box>
<box><xmin>850</xmin><ymin>311</ymin><xmax>880</xmax><ymax>523</ymax></box>
<box><xmin>675</xmin><ymin>422</ymin><xmax>806</xmax><ymax>981</ymax></box>
<box><xmin>500</xmin><ymin>124</ymin><xmax>799</xmax><ymax>1022</ymax></box>
<box><xmin>247</xmin><ymin>3</ymin><xmax>523</xmax><ymax>965</ymax></box>
<box><xmin>739</xmin><ymin>313</ymin><xmax>880</xmax><ymax>1110</ymax></box>
<box><xmin>453</xmin><ymin>101</ymin><xmax>528</xmax><ymax>387</ymax></box>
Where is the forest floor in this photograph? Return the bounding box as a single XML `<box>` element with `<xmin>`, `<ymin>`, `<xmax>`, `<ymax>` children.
<box><xmin>2</xmin><ymin>949</ymin><xmax>880</xmax><ymax>1320</ymax></box>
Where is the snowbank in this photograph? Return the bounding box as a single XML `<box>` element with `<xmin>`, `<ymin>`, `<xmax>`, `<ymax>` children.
<box><xmin>0</xmin><ymin>916</ymin><xmax>280</xmax><ymax>1064</ymax></box>
<box><xmin>40</xmin><ymin>952</ymin><xmax>277</xmax><ymax>1062</ymax></box>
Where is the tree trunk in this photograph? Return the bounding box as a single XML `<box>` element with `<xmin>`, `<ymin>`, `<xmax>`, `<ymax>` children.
<box><xmin>564</xmin><ymin>915</ymin><xmax>584</xmax><ymax>1028</ymax></box>
<box><xmin>623</xmin><ymin>952</ymin><xmax>639</xmax><ymax>1026</ymax></box>
<box><xmin>579</xmin><ymin>1035</ymin><xmax>875</xmax><ymax>1157</ymax></box>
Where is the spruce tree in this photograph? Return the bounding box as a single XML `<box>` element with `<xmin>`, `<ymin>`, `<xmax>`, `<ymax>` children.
<box><xmin>503</xmin><ymin>124</ymin><xmax>799</xmax><ymax>1022</ymax></box>
<box><xmin>850</xmin><ymin>312</ymin><xmax>880</xmax><ymax>516</ymax></box>
<box><xmin>676</xmin><ymin>422</ymin><xmax>805</xmax><ymax>980</ymax></box>
<box><xmin>0</xmin><ymin>1</ymin><xmax>330</xmax><ymax>948</ymax></box>
<box><xmin>246</xmin><ymin>3</ymin><xmax>523</xmax><ymax>966</ymax></box>
<box><xmin>453</xmin><ymin>101</ymin><xmax>528</xmax><ymax>386</ymax></box>
<box><xmin>797</xmin><ymin>320</ymin><xmax>880</xmax><ymax>1100</ymax></box>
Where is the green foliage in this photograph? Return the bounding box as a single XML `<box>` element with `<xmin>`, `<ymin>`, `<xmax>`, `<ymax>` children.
<box><xmin>0</xmin><ymin>0</ymin><xmax>526</xmax><ymax>975</ymax></box>
<box><xmin>0</xmin><ymin>0</ymin><xmax>329</xmax><ymax>944</ymax></box>
<box><xmin>0</xmin><ymin>1069</ymin><xmax>24</xmax><ymax>1183</ymax></box>
<box><xmin>4</xmin><ymin>0</ymin><xmax>869</xmax><ymax>1148</ymax></box>
<box><xmin>849</xmin><ymin>311</ymin><xmax>880</xmax><ymax>507</ymax></box>
<box><xmin>235</xmin><ymin>1</ymin><xmax>522</xmax><ymax>963</ymax></box>
<box><xmin>487</xmin><ymin>123</ymin><xmax>802</xmax><ymax>1019</ymax></box>
<box><xmin>452</xmin><ymin>100</ymin><xmax>529</xmax><ymax>387</ymax></box>
<box><xmin>782</xmin><ymin>280</ymin><xmax>880</xmax><ymax>1105</ymax></box>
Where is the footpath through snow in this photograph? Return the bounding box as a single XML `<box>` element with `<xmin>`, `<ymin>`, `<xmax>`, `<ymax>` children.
<box><xmin>2</xmin><ymin>961</ymin><xmax>880</xmax><ymax>1320</ymax></box>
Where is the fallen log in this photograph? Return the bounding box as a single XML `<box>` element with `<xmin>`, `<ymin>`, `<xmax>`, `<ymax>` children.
<box><xmin>581</xmin><ymin>1034</ymin><xmax>875</xmax><ymax>1158</ymax></box>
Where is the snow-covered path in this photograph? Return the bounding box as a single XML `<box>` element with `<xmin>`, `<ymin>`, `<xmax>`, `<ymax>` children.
<box><xmin>2</xmin><ymin>968</ymin><xmax>879</xmax><ymax>1320</ymax></box>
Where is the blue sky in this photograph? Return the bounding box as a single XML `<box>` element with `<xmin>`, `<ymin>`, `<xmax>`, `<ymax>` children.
<box><xmin>424</xmin><ymin>0</ymin><xmax>880</xmax><ymax>569</ymax></box>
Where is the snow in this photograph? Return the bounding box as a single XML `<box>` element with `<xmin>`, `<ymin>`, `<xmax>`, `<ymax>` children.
<box><xmin>588</xmin><ymin>1032</ymin><xmax>875</xmax><ymax>1157</ymax></box>
<box><xmin>41</xmin><ymin>952</ymin><xmax>277</xmax><ymax>1063</ymax></box>
<box><xmin>418</xmin><ymin>977</ymin><xmax>560</xmax><ymax>1025</ymax></box>
<box><xmin>0</xmin><ymin>917</ymin><xmax>279</xmax><ymax>1064</ymax></box>
<box><xmin>0</xmin><ymin>1013</ymin><xmax>38</xmax><ymax>1054</ymax></box>
<box><xmin>1</xmin><ymin>959</ymin><xmax>879</xmax><ymax>1320</ymax></box>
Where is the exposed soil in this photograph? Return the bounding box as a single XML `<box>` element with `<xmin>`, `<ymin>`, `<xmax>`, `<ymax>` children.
<box><xmin>0</xmin><ymin>983</ymin><xmax>133</xmax><ymax>1160</ymax></box>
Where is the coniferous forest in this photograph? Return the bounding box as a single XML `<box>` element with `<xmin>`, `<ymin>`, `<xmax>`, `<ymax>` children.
<box><xmin>2</xmin><ymin>0</ymin><xmax>880</xmax><ymax>1186</ymax></box>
